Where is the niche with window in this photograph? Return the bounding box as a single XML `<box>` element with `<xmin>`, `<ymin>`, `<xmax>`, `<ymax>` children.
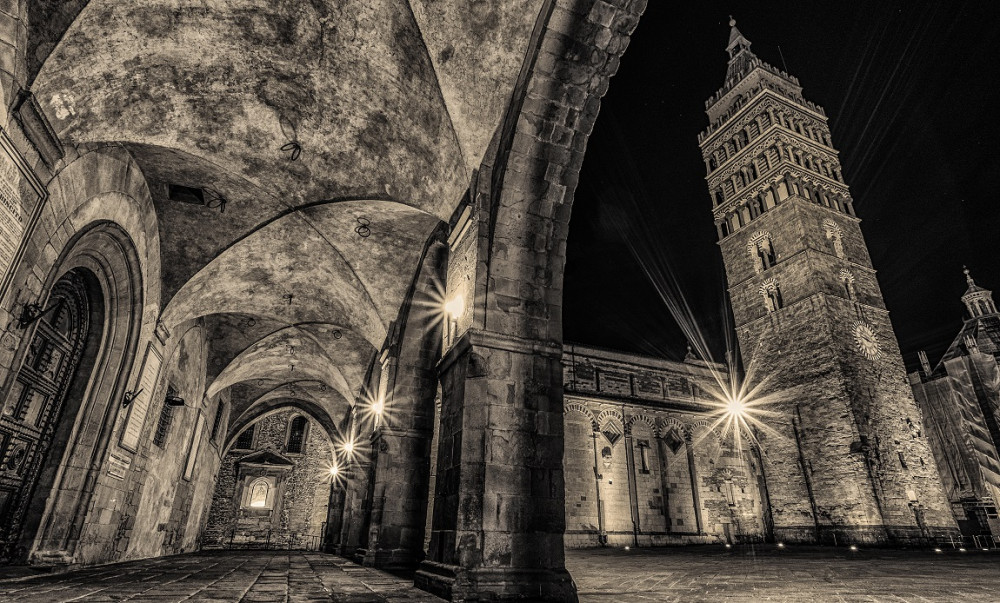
<box><xmin>241</xmin><ymin>476</ymin><xmax>277</xmax><ymax>510</ymax></box>
<box><xmin>153</xmin><ymin>386</ymin><xmax>177</xmax><ymax>448</ymax></box>
<box><xmin>637</xmin><ymin>440</ymin><xmax>650</xmax><ymax>474</ymax></box>
<box><xmin>840</xmin><ymin>270</ymin><xmax>856</xmax><ymax>301</ymax></box>
<box><xmin>285</xmin><ymin>415</ymin><xmax>309</xmax><ymax>454</ymax></box>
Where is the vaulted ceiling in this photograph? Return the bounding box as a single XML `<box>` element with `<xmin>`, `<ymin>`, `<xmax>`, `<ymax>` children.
<box><xmin>30</xmin><ymin>0</ymin><xmax>545</xmax><ymax>437</ymax></box>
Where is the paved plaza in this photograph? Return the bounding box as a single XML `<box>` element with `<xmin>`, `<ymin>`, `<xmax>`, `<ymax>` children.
<box><xmin>0</xmin><ymin>546</ymin><xmax>998</xmax><ymax>602</ymax></box>
<box><xmin>568</xmin><ymin>545</ymin><xmax>1000</xmax><ymax>602</ymax></box>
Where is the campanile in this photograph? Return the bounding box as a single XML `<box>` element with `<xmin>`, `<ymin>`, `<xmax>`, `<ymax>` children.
<box><xmin>699</xmin><ymin>19</ymin><xmax>956</xmax><ymax>543</ymax></box>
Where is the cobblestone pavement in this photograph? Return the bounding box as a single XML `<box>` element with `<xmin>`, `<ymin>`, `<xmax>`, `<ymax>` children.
<box><xmin>0</xmin><ymin>551</ymin><xmax>442</xmax><ymax>602</ymax></box>
<box><xmin>566</xmin><ymin>544</ymin><xmax>1000</xmax><ymax>602</ymax></box>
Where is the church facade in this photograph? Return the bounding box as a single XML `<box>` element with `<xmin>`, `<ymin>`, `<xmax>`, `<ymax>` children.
<box><xmin>909</xmin><ymin>271</ymin><xmax>1000</xmax><ymax>538</ymax></box>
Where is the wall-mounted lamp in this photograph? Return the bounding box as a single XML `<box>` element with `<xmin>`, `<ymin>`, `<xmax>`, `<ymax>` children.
<box><xmin>122</xmin><ymin>388</ymin><xmax>143</xmax><ymax>408</ymax></box>
<box><xmin>17</xmin><ymin>298</ymin><xmax>64</xmax><ymax>329</ymax></box>
<box><xmin>444</xmin><ymin>294</ymin><xmax>464</xmax><ymax>320</ymax></box>
<box><xmin>165</xmin><ymin>394</ymin><xmax>186</xmax><ymax>407</ymax></box>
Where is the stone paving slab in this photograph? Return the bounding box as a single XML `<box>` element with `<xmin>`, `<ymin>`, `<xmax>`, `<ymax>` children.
<box><xmin>566</xmin><ymin>544</ymin><xmax>1000</xmax><ymax>602</ymax></box>
<box><xmin>0</xmin><ymin>552</ymin><xmax>443</xmax><ymax>603</ymax></box>
<box><xmin>3</xmin><ymin>546</ymin><xmax>998</xmax><ymax>602</ymax></box>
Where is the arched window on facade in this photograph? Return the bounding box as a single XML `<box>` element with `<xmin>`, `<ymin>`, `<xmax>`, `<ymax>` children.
<box><xmin>748</xmin><ymin>232</ymin><xmax>777</xmax><ymax>273</ymax></box>
<box><xmin>840</xmin><ymin>270</ymin><xmax>856</xmax><ymax>300</ymax></box>
<box><xmin>824</xmin><ymin>220</ymin><xmax>845</xmax><ymax>259</ymax></box>
<box><xmin>709</xmin><ymin>155</ymin><xmax>718</xmax><ymax>171</ymax></box>
<box><xmin>760</xmin><ymin>279</ymin><xmax>783</xmax><ymax>313</ymax></box>
<box><xmin>286</xmin><ymin>415</ymin><xmax>308</xmax><ymax>454</ymax></box>
<box><xmin>713</xmin><ymin>190</ymin><xmax>725</xmax><ymax>206</ymax></box>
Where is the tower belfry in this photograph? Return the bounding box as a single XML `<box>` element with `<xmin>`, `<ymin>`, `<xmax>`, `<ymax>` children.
<box><xmin>699</xmin><ymin>19</ymin><xmax>957</xmax><ymax>544</ymax></box>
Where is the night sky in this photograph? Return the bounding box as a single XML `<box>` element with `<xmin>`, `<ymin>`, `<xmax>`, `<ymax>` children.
<box><xmin>563</xmin><ymin>0</ymin><xmax>1000</xmax><ymax>372</ymax></box>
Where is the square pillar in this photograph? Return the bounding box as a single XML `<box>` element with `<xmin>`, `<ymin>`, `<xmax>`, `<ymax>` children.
<box><xmin>415</xmin><ymin>329</ymin><xmax>576</xmax><ymax>602</ymax></box>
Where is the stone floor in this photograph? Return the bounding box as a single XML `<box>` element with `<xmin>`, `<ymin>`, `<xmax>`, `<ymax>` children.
<box><xmin>0</xmin><ymin>551</ymin><xmax>443</xmax><ymax>602</ymax></box>
<box><xmin>567</xmin><ymin>544</ymin><xmax>1000</xmax><ymax>602</ymax></box>
<box><xmin>0</xmin><ymin>546</ymin><xmax>998</xmax><ymax>602</ymax></box>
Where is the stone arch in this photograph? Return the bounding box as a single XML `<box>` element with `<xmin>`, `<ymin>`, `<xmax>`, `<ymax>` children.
<box><xmin>15</xmin><ymin>221</ymin><xmax>144</xmax><ymax>563</ymax></box>
<box><xmin>597</xmin><ymin>411</ymin><xmax>624</xmax><ymax>446</ymax></box>
<box><xmin>225</xmin><ymin>398</ymin><xmax>340</xmax><ymax>456</ymax></box>
<box><xmin>419</xmin><ymin>2</ymin><xmax>644</xmax><ymax>597</ymax></box>
<box><xmin>823</xmin><ymin>218</ymin><xmax>845</xmax><ymax>258</ymax></box>
<box><xmin>565</xmin><ymin>402</ymin><xmax>598</xmax><ymax>430</ymax></box>
<box><xmin>626</xmin><ymin>413</ymin><xmax>658</xmax><ymax>437</ymax></box>
<box><xmin>745</xmin><ymin>230</ymin><xmax>776</xmax><ymax>273</ymax></box>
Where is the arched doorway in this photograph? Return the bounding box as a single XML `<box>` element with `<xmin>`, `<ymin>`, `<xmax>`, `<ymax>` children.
<box><xmin>0</xmin><ymin>269</ymin><xmax>101</xmax><ymax>562</ymax></box>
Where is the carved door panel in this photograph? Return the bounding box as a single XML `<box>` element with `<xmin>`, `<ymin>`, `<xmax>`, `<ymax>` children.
<box><xmin>0</xmin><ymin>274</ymin><xmax>89</xmax><ymax>561</ymax></box>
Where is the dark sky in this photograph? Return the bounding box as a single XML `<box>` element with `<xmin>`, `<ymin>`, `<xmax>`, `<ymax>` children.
<box><xmin>563</xmin><ymin>0</ymin><xmax>1000</xmax><ymax>372</ymax></box>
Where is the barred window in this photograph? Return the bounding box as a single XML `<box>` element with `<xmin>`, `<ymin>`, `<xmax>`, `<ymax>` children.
<box><xmin>210</xmin><ymin>401</ymin><xmax>226</xmax><ymax>442</ymax></box>
<box><xmin>234</xmin><ymin>426</ymin><xmax>255</xmax><ymax>450</ymax></box>
<box><xmin>286</xmin><ymin>416</ymin><xmax>308</xmax><ymax>454</ymax></box>
<box><xmin>153</xmin><ymin>387</ymin><xmax>176</xmax><ymax>448</ymax></box>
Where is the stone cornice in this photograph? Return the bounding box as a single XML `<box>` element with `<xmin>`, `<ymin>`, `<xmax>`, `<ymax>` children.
<box><xmin>707</xmin><ymin>129</ymin><xmax>843</xmax><ymax>191</ymax></box>
<box><xmin>438</xmin><ymin>328</ymin><xmax>563</xmax><ymax>374</ymax></box>
<box><xmin>711</xmin><ymin>166</ymin><xmax>853</xmax><ymax>220</ymax></box>
<box><xmin>701</xmin><ymin>88</ymin><xmax>829</xmax><ymax>148</ymax></box>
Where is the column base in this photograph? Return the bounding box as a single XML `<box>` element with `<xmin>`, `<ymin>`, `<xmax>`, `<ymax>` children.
<box><xmin>362</xmin><ymin>546</ymin><xmax>422</xmax><ymax>572</ymax></box>
<box><xmin>415</xmin><ymin>560</ymin><xmax>578</xmax><ymax>602</ymax></box>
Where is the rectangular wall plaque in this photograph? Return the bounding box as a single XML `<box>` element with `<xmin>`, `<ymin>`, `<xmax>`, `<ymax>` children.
<box><xmin>119</xmin><ymin>344</ymin><xmax>163</xmax><ymax>452</ymax></box>
<box><xmin>0</xmin><ymin>127</ymin><xmax>47</xmax><ymax>304</ymax></box>
<box><xmin>183</xmin><ymin>411</ymin><xmax>205</xmax><ymax>481</ymax></box>
<box><xmin>107</xmin><ymin>453</ymin><xmax>132</xmax><ymax>480</ymax></box>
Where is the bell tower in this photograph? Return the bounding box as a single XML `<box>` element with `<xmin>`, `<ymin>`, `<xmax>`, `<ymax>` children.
<box><xmin>699</xmin><ymin>19</ymin><xmax>957</xmax><ymax>543</ymax></box>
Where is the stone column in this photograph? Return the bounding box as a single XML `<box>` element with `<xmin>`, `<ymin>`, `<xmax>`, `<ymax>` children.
<box><xmin>362</xmin><ymin>424</ymin><xmax>433</xmax><ymax>570</ymax></box>
<box><xmin>362</xmin><ymin>240</ymin><xmax>444</xmax><ymax>571</ymax></box>
<box><xmin>415</xmin><ymin>329</ymin><xmax>575</xmax><ymax>601</ymax></box>
<box><xmin>337</xmin><ymin>459</ymin><xmax>373</xmax><ymax>559</ymax></box>
<box><xmin>323</xmin><ymin>484</ymin><xmax>346</xmax><ymax>553</ymax></box>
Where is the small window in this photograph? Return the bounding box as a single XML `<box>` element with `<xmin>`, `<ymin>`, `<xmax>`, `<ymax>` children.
<box><xmin>756</xmin><ymin>239</ymin><xmax>776</xmax><ymax>270</ymax></box>
<box><xmin>234</xmin><ymin>426</ymin><xmax>255</xmax><ymax>450</ymax></box>
<box><xmin>153</xmin><ymin>387</ymin><xmax>176</xmax><ymax>448</ymax></box>
<box><xmin>286</xmin><ymin>416</ymin><xmax>308</xmax><ymax>454</ymax></box>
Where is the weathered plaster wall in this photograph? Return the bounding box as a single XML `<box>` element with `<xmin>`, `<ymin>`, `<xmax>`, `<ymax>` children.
<box><xmin>126</xmin><ymin>324</ymin><xmax>223</xmax><ymax>559</ymax></box>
